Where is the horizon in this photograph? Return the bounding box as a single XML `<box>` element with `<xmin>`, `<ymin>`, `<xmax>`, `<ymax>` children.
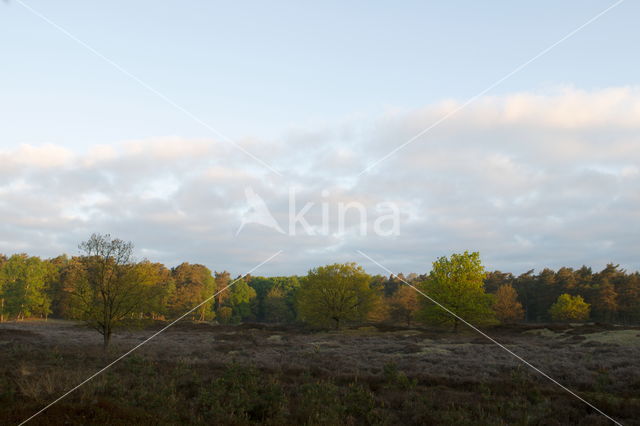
<box><xmin>0</xmin><ymin>248</ymin><xmax>635</xmax><ymax>278</ymax></box>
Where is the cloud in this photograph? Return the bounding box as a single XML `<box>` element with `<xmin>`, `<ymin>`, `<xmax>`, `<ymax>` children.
<box><xmin>0</xmin><ymin>87</ymin><xmax>639</xmax><ymax>275</ymax></box>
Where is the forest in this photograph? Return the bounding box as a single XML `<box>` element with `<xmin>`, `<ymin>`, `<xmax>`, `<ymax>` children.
<box><xmin>3</xmin><ymin>235</ymin><xmax>640</xmax><ymax>425</ymax></box>
<box><xmin>1</xmin><ymin>234</ymin><xmax>638</xmax><ymax>341</ymax></box>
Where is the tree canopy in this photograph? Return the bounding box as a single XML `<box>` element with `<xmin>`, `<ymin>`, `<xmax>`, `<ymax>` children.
<box><xmin>2</xmin><ymin>242</ymin><xmax>640</xmax><ymax>334</ymax></box>
<box><xmin>70</xmin><ymin>234</ymin><xmax>149</xmax><ymax>349</ymax></box>
<box><xmin>419</xmin><ymin>251</ymin><xmax>496</xmax><ymax>331</ymax></box>
<box><xmin>296</xmin><ymin>263</ymin><xmax>380</xmax><ymax>329</ymax></box>
<box><xmin>493</xmin><ymin>284</ymin><xmax>525</xmax><ymax>323</ymax></box>
<box><xmin>549</xmin><ymin>294</ymin><xmax>591</xmax><ymax>322</ymax></box>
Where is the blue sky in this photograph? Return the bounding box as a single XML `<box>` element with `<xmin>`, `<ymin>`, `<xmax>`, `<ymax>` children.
<box><xmin>1</xmin><ymin>1</ymin><xmax>636</xmax><ymax>147</ymax></box>
<box><xmin>1</xmin><ymin>1</ymin><xmax>639</xmax><ymax>276</ymax></box>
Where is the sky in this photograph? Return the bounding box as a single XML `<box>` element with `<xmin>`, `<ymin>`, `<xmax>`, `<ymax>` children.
<box><xmin>1</xmin><ymin>0</ymin><xmax>639</xmax><ymax>276</ymax></box>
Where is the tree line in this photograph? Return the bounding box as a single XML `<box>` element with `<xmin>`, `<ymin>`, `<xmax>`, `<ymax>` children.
<box><xmin>1</xmin><ymin>234</ymin><xmax>639</xmax><ymax>347</ymax></box>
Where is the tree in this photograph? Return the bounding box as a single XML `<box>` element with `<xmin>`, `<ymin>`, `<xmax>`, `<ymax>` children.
<box><xmin>0</xmin><ymin>254</ymin><xmax>5</xmax><ymax>321</ymax></box>
<box><xmin>214</xmin><ymin>271</ymin><xmax>231</xmax><ymax>309</ymax></box>
<box><xmin>556</xmin><ymin>267</ymin><xmax>577</xmax><ymax>294</ymax></box>
<box><xmin>484</xmin><ymin>271</ymin><xmax>514</xmax><ymax>294</ymax></box>
<box><xmin>134</xmin><ymin>261</ymin><xmax>175</xmax><ymax>320</ymax></box>
<box><xmin>296</xmin><ymin>263</ymin><xmax>379</xmax><ymax>330</ymax></box>
<box><xmin>388</xmin><ymin>285</ymin><xmax>419</xmax><ymax>326</ymax></box>
<box><xmin>56</xmin><ymin>257</ymin><xmax>88</xmax><ymax>319</ymax></box>
<box><xmin>70</xmin><ymin>234</ymin><xmax>149</xmax><ymax>349</ymax></box>
<box><xmin>512</xmin><ymin>270</ymin><xmax>537</xmax><ymax>321</ymax></box>
<box><xmin>248</xmin><ymin>276</ymin><xmax>299</xmax><ymax>322</ymax></box>
<box><xmin>618</xmin><ymin>273</ymin><xmax>640</xmax><ymax>323</ymax></box>
<box><xmin>169</xmin><ymin>263</ymin><xmax>216</xmax><ymax>321</ymax></box>
<box><xmin>493</xmin><ymin>284</ymin><xmax>524</xmax><ymax>323</ymax></box>
<box><xmin>222</xmin><ymin>278</ymin><xmax>257</xmax><ymax>323</ymax></box>
<box><xmin>0</xmin><ymin>255</ymin><xmax>50</xmax><ymax>320</ymax></box>
<box><xmin>419</xmin><ymin>251</ymin><xmax>496</xmax><ymax>332</ymax></box>
<box><xmin>217</xmin><ymin>306</ymin><xmax>233</xmax><ymax>324</ymax></box>
<box><xmin>537</xmin><ymin>268</ymin><xmax>560</xmax><ymax>321</ymax></box>
<box><xmin>263</xmin><ymin>286</ymin><xmax>295</xmax><ymax>323</ymax></box>
<box><xmin>549</xmin><ymin>294</ymin><xmax>590</xmax><ymax>322</ymax></box>
<box><xmin>44</xmin><ymin>255</ymin><xmax>69</xmax><ymax>318</ymax></box>
<box><xmin>594</xmin><ymin>280</ymin><xmax>618</xmax><ymax>323</ymax></box>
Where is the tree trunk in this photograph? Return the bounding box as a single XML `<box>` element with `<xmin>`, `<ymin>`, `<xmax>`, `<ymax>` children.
<box><xmin>334</xmin><ymin>317</ymin><xmax>340</xmax><ymax>330</ymax></box>
<box><xmin>103</xmin><ymin>328</ymin><xmax>112</xmax><ymax>351</ymax></box>
<box><xmin>453</xmin><ymin>318</ymin><xmax>459</xmax><ymax>333</ymax></box>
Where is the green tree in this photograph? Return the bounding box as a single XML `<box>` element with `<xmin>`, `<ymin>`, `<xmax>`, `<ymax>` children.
<box><xmin>419</xmin><ymin>251</ymin><xmax>496</xmax><ymax>332</ymax></box>
<box><xmin>0</xmin><ymin>254</ymin><xmax>7</xmax><ymax>321</ymax></box>
<box><xmin>549</xmin><ymin>294</ymin><xmax>590</xmax><ymax>322</ymax></box>
<box><xmin>493</xmin><ymin>284</ymin><xmax>524</xmax><ymax>323</ymax></box>
<box><xmin>70</xmin><ymin>234</ymin><xmax>149</xmax><ymax>349</ymax></box>
<box><xmin>0</xmin><ymin>254</ymin><xmax>50</xmax><ymax>320</ymax></box>
<box><xmin>222</xmin><ymin>278</ymin><xmax>257</xmax><ymax>323</ymax></box>
<box><xmin>248</xmin><ymin>276</ymin><xmax>299</xmax><ymax>321</ymax></box>
<box><xmin>296</xmin><ymin>263</ymin><xmax>379</xmax><ymax>330</ymax></box>
<box><xmin>263</xmin><ymin>286</ymin><xmax>295</xmax><ymax>323</ymax></box>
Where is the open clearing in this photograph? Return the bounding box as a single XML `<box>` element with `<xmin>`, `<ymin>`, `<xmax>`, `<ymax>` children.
<box><xmin>2</xmin><ymin>320</ymin><xmax>639</xmax><ymax>425</ymax></box>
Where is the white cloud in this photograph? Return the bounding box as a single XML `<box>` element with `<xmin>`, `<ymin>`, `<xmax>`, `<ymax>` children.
<box><xmin>0</xmin><ymin>87</ymin><xmax>639</xmax><ymax>275</ymax></box>
<box><xmin>1</xmin><ymin>143</ymin><xmax>74</xmax><ymax>168</ymax></box>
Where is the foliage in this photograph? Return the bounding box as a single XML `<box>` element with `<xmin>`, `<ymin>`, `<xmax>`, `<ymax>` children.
<box><xmin>388</xmin><ymin>284</ymin><xmax>420</xmax><ymax>326</ymax></box>
<box><xmin>69</xmin><ymin>234</ymin><xmax>149</xmax><ymax>349</ymax></box>
<box><xmin>296</xmin><ymin>263</ymin><xmax>380</xmax><ymax>329</ymax></box>
<box><xmin>2</xmin><ymin>242</ymin><xmax>640</xmax><ymax>327</ymax></box>
<box><xmin>549</xmin><ymin>293</ymin><xmax>591</xmax><ymax>322</ymax></box>
<box><xmin>0</xmin><ymin>254</ymin><xmax>50</xmax><ymax>320</ymax></box>
<box><xmin>248</xmin><ymin>276</ymin><xmax>299</xmax><ymax>322</ymax></box>
<box><xmin>217</xmin><ymin>306</ymin><xmax>233</xmax><ymax>324</ymax></box>
<box><xmin>220</xmin><ymin>279</ymin><xmax>257</xmax><ymax>323</ymax></box>
<box><xmin>493</xmin><ymin>284</ymin><xmax>525</xmax><ymax>323</ymax></box>
<box><xmin>134</xmin><ymin>261</ymin><xmax>175</xmax><ymax>320</ymax></box>
<box><xmin>169</xmin><ymin>263</ymin><xmax>215</xmax><ymax>321</ymax></box>
<box><xmin>418</xmin><ymin>251</ymin><xmax>496</xmax><ymax>331</ymax></box>
<box><xmin>263</xmin><ymin>286</ymin><xmax>295</xmax><ymax>323</ymax></box>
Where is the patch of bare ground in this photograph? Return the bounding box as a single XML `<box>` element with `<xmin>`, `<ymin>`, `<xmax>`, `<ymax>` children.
<box><xmin>2</xmin><ymin>320</ymin><xmax>639</xmax><ymax>425</ymax></box>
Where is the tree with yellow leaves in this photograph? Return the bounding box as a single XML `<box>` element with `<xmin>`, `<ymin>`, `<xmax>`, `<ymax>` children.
<box><xmin>493</xmin><ymin>284</ymin><xmax>524</xmax><ymax>323</ymax></box>
<box><xmin>549</xmin><ymin>293</ymin><xmax>590</xmax><ymax>322</ymax></box>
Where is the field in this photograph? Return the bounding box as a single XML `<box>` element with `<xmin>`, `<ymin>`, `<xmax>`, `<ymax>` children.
<box><xmin>1</xmin><ymin>320</ymin><xmax>639</xmax><ymax>425</ymax></box>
